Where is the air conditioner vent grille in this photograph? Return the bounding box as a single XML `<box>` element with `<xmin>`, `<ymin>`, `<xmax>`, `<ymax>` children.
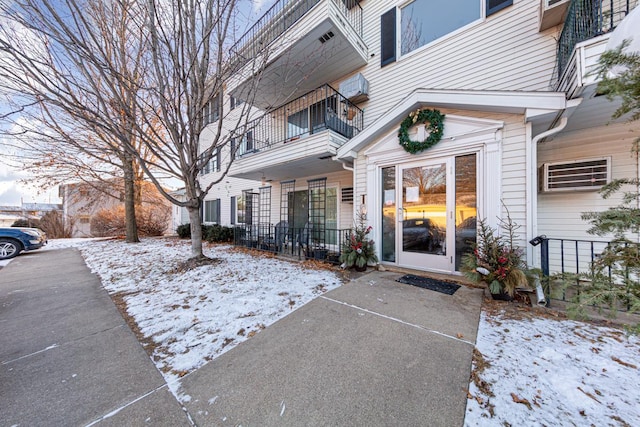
<box><xmin>540</xmin><ymin>158</ymin><xmax>610</xmax><ymax>192</ymax></box>
<box><xmin>341</xmin><ymin>187</ymin><xmax>354</xmax><ymax>203</ymax></box>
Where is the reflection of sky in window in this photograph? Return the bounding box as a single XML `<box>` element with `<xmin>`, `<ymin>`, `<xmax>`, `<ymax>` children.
<box><xmin>401</xmin><ymin>0</ymin><xmax>481</xmax><ymax>55</ymax></box>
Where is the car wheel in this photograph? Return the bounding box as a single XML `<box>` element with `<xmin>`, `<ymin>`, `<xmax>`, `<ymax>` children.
<box><xmin>0</xmin><ymin>239</ymin><xmax>21</xmax><ymax>260</ymax></box>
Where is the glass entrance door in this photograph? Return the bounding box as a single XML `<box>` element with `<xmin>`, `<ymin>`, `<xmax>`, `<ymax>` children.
<box><xmin>386</xmin><ymin>153</ymin><xmax>477</xmax><ymax>273</ymax></box>
<box><xmin>399</xmin><ymin>162</ymin><xmax>450</xmax><ymax>271</ymax></box>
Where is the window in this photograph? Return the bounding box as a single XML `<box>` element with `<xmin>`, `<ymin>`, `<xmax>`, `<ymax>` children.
<box><xmin>235</xmin><ymin>193</ymin><xmax>246</xmax><ymax>224</ymax></box>
<box><xmin>230</xmin><ymin>96</ymin><xmax>243</xmax><ymax>110</ymax></box>
<box><xmin>79</xmin><ymin>215</ymin><xmax>91</xmax><ymax>224</ymax></box>
<box><xmin>201</xmin><ymin>148</ymin><xmax>221</xmax><ymax>175</ymax></box>
<box><xmin>242</xmin><ymin>190</ymin><xmax>255</xmax><ymax>225</ymax></box>
<box><xmin>380</xmin><ymin>8</ymin><xmax>396</xmax><ymax>66</ymax></box>
<box><xmin>401</xmin><ymin>0</ymin><xmax>480</xmax><ymax>56</ymax></box>
<box><xmin>238</xmin><ymin>131</ymin><xmax>254</xmax><ymax>155</ymax></box>
<box><xmin>487</xmin><ymin>0</ymin><xmax>512</xmax><ymax>16</ymax></box>
<box><xmin>204</xmin><ymin>199</ymin><xmax>220</xmax><ymax>223</ymax></box>
<box><xmin>230</xmin><ymin>196</ymin><xmax>236</xmax><ymax>225</ymax></box>
<box><xmin>325</xmin><ymin>187</ymin><xmax>338</xmax><ymax>244</ymax></box>
<box><xmin>204</xmin><ymin>94</ymin><xmax>220</xmax><ymax>125</ymax></box>
<box><xmin>287</xmin><ymin>109</ymin><xmax>309</xmax><ymax>138</ymax></box>
<box><xmin>286</xmin><ymin>98</ymin><xmax>338</xmax><ymax>139</ymax></box>
<box><xmin>385</xmin><ymin>1</ymin><xmax>512</xmax><ymax>61</ymax></box>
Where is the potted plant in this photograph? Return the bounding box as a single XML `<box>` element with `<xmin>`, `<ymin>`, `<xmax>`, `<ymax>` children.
<box><xmin>340</xmin><ymin>211</ymin><xmax>378</xmax><ymax>272</ymax></box>
<box><xmin>461</xmin><ymin>213</ymin><xmax>530</xmax><ymax>300</ymax></box>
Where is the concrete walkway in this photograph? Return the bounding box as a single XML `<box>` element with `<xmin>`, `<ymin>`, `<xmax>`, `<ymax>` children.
<box><xmin>1</xmin><ymin>248</ymin><xmax>483</xmax><ymax>426</ymax></box>
<box><xmin>0</xmin><ymin>248</ymin><xmax>189</xmax><ymax>426</ymax></box>
<box><xmin>179</xmin><ymin>270</ymin><xmax>483</xmax><ymax>426</ymax></box>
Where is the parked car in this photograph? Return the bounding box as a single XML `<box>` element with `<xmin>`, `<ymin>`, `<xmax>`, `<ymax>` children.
<box><xmin>402</xmin><ymin>218</ymin><xmax>444</xmax><ymax>253</ymax></box>
<box><xmin>0</xmin><ymin>227</ymin><xmax>47</xmax><ymax>260</ymax></box>
<box><xmin>455</xmin><ymin>216</ymin><xmax>477</xmax><ymax>265</ymax></box>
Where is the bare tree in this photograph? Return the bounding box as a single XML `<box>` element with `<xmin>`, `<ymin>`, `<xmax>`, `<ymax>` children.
<box><xmin>0</xmin><ymin>0</ymin><xmax>154</xmax><ymax>243</ymax></box>
<box><xmin>0</xmin><ymin>0</ymin><xmax>267</xmax><ymax>259</ymax></box>
<box><xmin>112</xmin><ymin>0</ymin><xmax>265</xmax><ymax>258</ymax></box>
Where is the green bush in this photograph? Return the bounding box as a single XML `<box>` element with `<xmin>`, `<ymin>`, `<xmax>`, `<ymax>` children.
<box><xmin>176</xmin><ymin>223</ymin><xmax>191</xmax><ymax>238</ymax></box>
<box><xmin>176</xmin><ymin>223</ymin><xmax>233</xmax><ymax>242</ymax></box>
<box><xmin>202</xmin><ymin>224</ymin><xmax>234</xmax><ymax>243</ymax></box>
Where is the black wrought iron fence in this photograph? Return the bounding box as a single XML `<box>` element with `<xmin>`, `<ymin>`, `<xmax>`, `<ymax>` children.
<box><xmin>233</xmin><ymin>224</ymin><xmax>351</xmax><ymax>264</ymax></box>
<box><xmin>534</xmin><ymin>236</ymin><xmax>639</xmax><ymax>311</ymax></box>
<box><xmin>237</xmin><ymin>84</ymin><xmax>363</xmax><ymax>157</ymax></box>
<box><xmin>557</xmin><ymin>0</ymin><xmax>636</xmax><ymax>79</ymax></box>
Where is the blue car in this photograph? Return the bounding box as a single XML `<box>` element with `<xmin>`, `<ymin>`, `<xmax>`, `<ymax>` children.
<box><xmin>0</xmin><ymin>227</ymin><xmax>47</xmax><ymax>260</ymax></box>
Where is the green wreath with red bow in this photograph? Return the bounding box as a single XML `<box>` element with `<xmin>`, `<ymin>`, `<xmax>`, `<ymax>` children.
<box><xmin>398</xmin><ymin>108</ymin><xmax>445</xmax><ymax>154</ymax></box>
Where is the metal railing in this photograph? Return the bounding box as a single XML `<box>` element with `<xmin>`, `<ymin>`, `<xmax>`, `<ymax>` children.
<box><xmin>229</xmin><ymin>0</ymin><xmax>362</xmax><ymax>69</ymax></box>
<box><xmin>233</xmin><ymin>224</ymin><xmax>351</xmax><ymax>264</ymax></box>
<box><xmin>557</xmin><ymin>0</ymin><xmax>637</xmax><ymax>79</ymax></box>
<box><xmin>535</xmin><ymin>236</ymin><xmax>639</xmax><ymax>311</ymax></box>
<box><xmin>237</xmin><ymin>84</ymin><xmax>363</xmax><ymax>158</ymax></box>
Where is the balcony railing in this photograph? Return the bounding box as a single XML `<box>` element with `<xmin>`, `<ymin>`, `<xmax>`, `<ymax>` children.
<box><xmin>557</xmin><ymin>0</ymin><xmax>637</xmax><ymax>79</ymax></box>
<box><xmin>229</xmin><ymin>0</ymin><xmax>363</xmax><ymax>69</ymax></box>
<box><xmin>237</xmin><ymin>84</ymin><xmax>363</xmax><ymax>158</ymax></box>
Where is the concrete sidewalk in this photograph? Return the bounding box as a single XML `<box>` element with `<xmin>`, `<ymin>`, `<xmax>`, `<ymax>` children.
<box><xmin>179</xmin><ymin>270</ymin><xmax>483</xmax><ymax>426</ymax></box>
<box><xmin>1</xmin><ymin>248</ymin><xmax>483</xmax><ymax>426</ymax></box>
<box><xmin>0</xmin><ymin>248</ymin><xmax>189</xmax><ymax>427</ymax></box>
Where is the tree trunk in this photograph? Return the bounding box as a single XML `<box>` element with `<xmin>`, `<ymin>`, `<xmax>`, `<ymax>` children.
<box><xmin>123</xmin><ymin>157</ymin><xmax>140</xmax><ymax>243</ymax></box>
<box><xmin>187</xmin><ymin>204</ymin><xmax>203</xmax><ymax>258</ymax></box>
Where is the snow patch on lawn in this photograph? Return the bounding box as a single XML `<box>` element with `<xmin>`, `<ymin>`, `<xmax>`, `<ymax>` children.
<box><xmin>465</xmin><ymin>311</ymin><xmax>640</xmax><ymax>426</ymax></box>
<box><xmin>42</xmin><ymin>237</ymin><xmax>108</xmax><ymax>251</ymax></box>
<box><xmin>79</xmin><ymin>238</ymin><xmax>342</xmax><ymax>400</ymax></box>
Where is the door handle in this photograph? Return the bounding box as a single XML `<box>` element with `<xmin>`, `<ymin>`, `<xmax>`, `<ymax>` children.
<box><xmin>398</xmin><ymin>208</ymin><xmax>406</xmax><ymax>222</ymax></box>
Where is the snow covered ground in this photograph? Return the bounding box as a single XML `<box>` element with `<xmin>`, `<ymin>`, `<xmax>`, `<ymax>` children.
<box><xmin>23</xmin><ymin>237</ymin><xmax>640</xmax><ymax>423</ymax></box>
<box><xmin>77</xmin><ymin>238</ymin><xmax>342</xmax><ymax>397</ymax></box>
<box><xmin>465</xmin><ymin>310</ymin><xmax>640</xmax><ymax>426</ymax></box>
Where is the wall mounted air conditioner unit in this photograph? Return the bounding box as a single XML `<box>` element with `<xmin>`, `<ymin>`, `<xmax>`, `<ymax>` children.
<box><xmin>338</xmin><ymin>74</ymin><xmax>369</xmax><ymax>104</ymax></box>
<box><xmin>539</xmin><ymin>157</ymin><xmax>611</xmax><ymax>192</ymax></box>
<box><xmin>539</xmin><ymin>0</ymin><xmax>570</xmax><ymax>32</ymax></box>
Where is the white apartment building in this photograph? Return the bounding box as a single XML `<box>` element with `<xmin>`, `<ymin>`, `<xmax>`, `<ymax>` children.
<box><xmin>199</xmin><ymin>0</ymin><xmax>640</xmax><ymax>276</ymax></box>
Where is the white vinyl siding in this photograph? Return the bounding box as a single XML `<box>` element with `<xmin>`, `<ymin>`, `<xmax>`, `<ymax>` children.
<box><xmin>537</xmin><ymin>122</ymin><xmax>638</xmax><ymax>241</ymax></box>
<box><xmin>358</xmin><ymin>0</ymin><xmax>557</xmax><ymax>127</ymax></box>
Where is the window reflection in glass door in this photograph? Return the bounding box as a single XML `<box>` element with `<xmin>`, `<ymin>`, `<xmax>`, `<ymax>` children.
<box><xmin>402</xmin><ymin>164</ymin><xmax>446</xmax><ymax>255</ymax></box>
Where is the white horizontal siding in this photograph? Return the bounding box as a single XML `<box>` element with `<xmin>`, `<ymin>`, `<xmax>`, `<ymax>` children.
<box><xmin>356</xmin><ymin>0</ymin><xmax>559</xmax><ymax>128</ymax></box>
<box><xmin>537</xmin><ymin>121</ymin><xmax>640</xmax><ymax>242</ymax></box>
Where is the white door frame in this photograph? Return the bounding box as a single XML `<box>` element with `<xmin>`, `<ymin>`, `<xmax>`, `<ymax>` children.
<box><xmin>364</xmin><ymin>114</ymin><xmax>504</xmax><ymax>274</ymax></box>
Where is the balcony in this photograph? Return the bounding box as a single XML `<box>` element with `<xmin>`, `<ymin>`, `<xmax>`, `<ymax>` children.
<box><xmin>556</xmin><ymin>0</ymin><xmax>637</xmax><ymax>98</ymax></box>
<box><xmin>229</xmin><ymin>84</ymin><xmax>363</xmax><ymax>181</ymax></box>
<box><xmin>228</xmin><ymin>0</ymin><xmax>367</xmax><ymax>110</ymax></box>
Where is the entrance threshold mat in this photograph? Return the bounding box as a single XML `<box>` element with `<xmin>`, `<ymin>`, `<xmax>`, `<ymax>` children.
<box><xmin>396</xmin><ymin>274</ymin><xmax>461</xmax><ymax>295</ymax></box>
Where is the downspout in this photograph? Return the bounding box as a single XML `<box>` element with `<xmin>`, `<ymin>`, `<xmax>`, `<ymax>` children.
<box><xmin>528</xmin><ymin>116</ymin><xmax>568</xmax><ymax>305</ymax></box>
<box><xmin>528</xmin><ymin>116</ymin><xmax>568</xmax><ymax>265</ymax></box>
